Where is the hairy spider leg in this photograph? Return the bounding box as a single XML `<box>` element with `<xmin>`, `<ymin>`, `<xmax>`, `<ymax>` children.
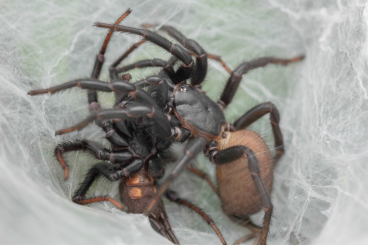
<box><xmin>108</xmin><ymin>38</ymin><xmax>176</xmax><ymax>82</ymax></box>
<box><xmin>108</xmin><ymin>23</ymin><xmax>227</xmax><ymax>84</ymax></box>
<box><xmin>186</xmin><ymin>165</ymin><xmax>218</xmax><ymax>195</ymax></box>
<box><xmin>55</xmin><ymin>105</ymin><xmax>169</xmax><ymax>137</ymax></box>
<box><xmin>152</xmin><ymin>24</ymin><xmax>232</xmax><ymax>75</ymax></box>
<box><xmin>229</xmin><ymin>215</ymin><xmax>262</xmax><ymax>245</ymax></box>
<box><xmin>72</xmin><ymin>162</ymin><xmax>131</xmax><ymax>211</ymax></box>
<box><xmin>138</xmin><ymin>24</ymin><xmax>234</xmax><ymax>84</ymax></box>
<box><xmin>165</xmin><ymin>190</ymin><xmax>227</xmax><ymax>245</ymax></box>
<box><xmin>187</xmin><ymin>52</ymin><xmax>232</xmax><ymax>74</ymax></box>
<box><xmin>94</xmin><ymin>22</ymin><xmax>194</xmax><ymax>82</ymax></box>
<box><xmin>218</xmin><ymin>56</ymin><xmax>305</xmax><ymax>109</ymax></box>
<box><xmin>87</xmin><ymin>10</ymin><xmax>133</xmax><ymax>151</ymax></box>
<box><xmin>233</xmin><ymin>233</ymin><xmax>258</xmax><ymax>245</ymax></box>
<box><xmin>88</xmin><ymin>9</ymin><xmax>132</xmax><ymax>106</ymax></box>
<box><xmin>159</xmin><ymin>26</ymin><xmax>207</xmax><ymax>87</ymax></box>
<box><xmin>113</xmin><ymin>56</ymin><xmax>179</xmax><ymax>107</ymax></box>
<box><xmin>159</xmin><ymin>56</ymin><xmax>178</xmax><ymax>76</ymax></box>
<box><xmin>187</xmin><ymin>163</ymin><xmax>264</xmax><ymax>245</ymax></box>
<box><xmin>211</xmin><ymin>147</ymin><xmax>273</xmax><ymax>245</ymax></box>
<box><xmin>145</xmin><ymin>137</ymin><xmax>206</xmax><ymax>215</ymax></box>
<box><xmin>55</xmin><ymin>140</ymin><xmax>132</xmax><ymax>179</ymax></box>
<box><xmin>115</xmin><ymin>76</ymin><xmax>169</xmax><ymax>109</ymax></box>
<box><xmin>109</xmin><ymin>39</ymin><xmax>146</xmax><ymax>80</ymax></box>
<box><xmin>28</xmin><ymin>79</ymin><xmax>172</xmax><ymax>137</ymax></box>
<box><xmin>116</xmin><ymin>58</ymin><xmax>178</xmax><ymax>82</ymax></box>
<box><xmin>233</xmin><ymin>102</ymin><xmax>285</xmax><ymax>163</ymax></box>
<box><xmin>114</xmin><ymin>50</ymin><xmax>233</xmax><ymax>82</ymax></box>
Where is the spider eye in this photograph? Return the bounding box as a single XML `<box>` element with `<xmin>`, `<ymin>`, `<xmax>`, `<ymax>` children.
<box><xmin>180</xmin><ymin>85</ymin><xmax>187</xmax><ymax>93</ymax></box>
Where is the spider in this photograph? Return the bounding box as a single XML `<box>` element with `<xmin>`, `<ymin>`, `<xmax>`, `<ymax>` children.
<box><xmin>28</xmin><ymin>9</ymin><xmax>304</xmax><ymax>245</ymax></box>
<box><xmin>28</xmin><ymin>9</ymin><xmax>226</xmax><ymax>245</ymax></box>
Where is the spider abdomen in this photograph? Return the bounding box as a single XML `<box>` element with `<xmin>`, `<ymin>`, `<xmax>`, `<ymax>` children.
<box><xmin>216</xmin><ymin>130</ymin><xmax>273</xmax><ymax>215</ymax></box>
<box><xmin>120</xmin><ymin>168</ymin><xmax>163</xmax><ymax>215</ymax></box>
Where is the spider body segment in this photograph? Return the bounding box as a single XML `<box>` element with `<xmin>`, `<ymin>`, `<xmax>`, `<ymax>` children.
<box><xmin>28</xmin><ymin>10</ymin><xmax>304</xmax><ymax>245</ymax></box>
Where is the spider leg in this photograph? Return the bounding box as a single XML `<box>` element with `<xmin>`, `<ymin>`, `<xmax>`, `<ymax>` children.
<box><xmin>233</xmin><ymin>102</ymin><xmax>284</xmax><ymax>163</ymax></box>
<box><xmin>159</xmin><ymin>26</ymin><xmax>207</xmax><ymax>87</ymax></box>
<box><xmin>115</xmin><ymin>77</ymin><xmax>169</xmax><ymax>109</ymax></box>
<box><xmin>186</xmin><ymin>165</ymin><xmax>218</xmax><ymax>195</ymax></box>
<box><xmin>28</xmin><ymin>77</ymin><xmax>168</xmax><ymax>109</ymax></box>
<box><xmin>228</xmin><ymin>215</ymin><xmax>262</xmax><ymax>245</ymax></box>
<box><xmin>100</xmin><ymin>119</ymin><xmax>130</xmax><ymax>146</ymax></box>
<box><xmin>154</xmin><ymin>25</ymin><xmax>231</xmax><ymax>76</ymax></box>
<box><xmin>211</xmin><ymin>146</ymin><xmax>273</xmax><ymax>245</ymax></box>
<box><xmin>54</xmin><ymin>140</ymin><xmax>133</xmax><ymax>179</ymax></box>
<box><xmin>72</xmin><ymin>162</ymin><xmax>129</xmax><ymax>211</ymax></box>
<box><xmin>165</xmin><ymin>190</ymin><xmax>227</xmax><ymax>245</ymax></box>
<box><xmin>29</xmin><ymin>78</ymin><xmax>172</xmax><ymax>137</ymax></box>
<box><xmin>233</xmin><ymin>233</ymin><xmax>258</xmax><ymax>245</ymax></box>
<box><xmin>158</xmin><ymin>56</ymin><xmax>179</xmax><ymax>79</ymax></box>
<box><xmin>218</xmin><ymin>55</ymin><xmax>305</xmax><ymax>109</ymax></box>
<box><xmin>116</xmin><ymin>59</ymin><xmax>178</xmax><ymax>82</ymax></box>
<box><xmin>94</xmin><ymin>22</ymin><xmax>194</xmax><ymax>81</ymax></box>
<box><xmin>88</xmin><ymin>9</ymin><xmax>131</xmax><ymax>107</ymax></box>
<box><xmin>109</xmin><ymin>39</ymin><xmax>146</xmax><ymax>80</ymax></box>
<box><xmin>228</xmin><ymin>215</ymin><xmax>262</xmax><ymax>234</ymax></box>
<box><xmin>187</xmin><ymin>52</ymin><xmax>232</xmax><ymax>74</ymax></box>
<box><xmin>144</xmin><ymin>137</ymin><xmax>206</xmax><ymax>215</ymax></box>
<box><xmin>55</xmin><ymin>105</ymin><xmax>170</xmax><ymax>138</ymax></box>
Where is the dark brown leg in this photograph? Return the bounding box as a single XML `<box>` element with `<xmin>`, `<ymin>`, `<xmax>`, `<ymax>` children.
<box><xmin>229</xmin><ymin>215</ymin><xmax>262</xmax><ymax>244</ymax></box>
<box><xmin>233</xmin><ymin>233</ymin><xmax>257</xmax><ymax>245</ymax></box>
<box><xmin>188</xmin><ymin>52</ymin><xmax>232</xmax><ymax>74</ymax></box>
<box><xmin>54</xmin><ymin>140</ymin><xmax>132</xmax><ymax>179</ymax></box>
<box><xmin>88</xmin><ymin>9</ymin><xmax>131</xmax><ymax>106</ymax></box>
<box><xmin>145</xmin><ymin>137</ymin><xmax>207</xmax><ymax>215</ymax></box>
<box><xmin>75</xmin><ymin>196</ymin><xmax>126</xmax><ymax>210</ymax></box>
<box><xmin>219</xmin><ymin>55</ymin><xmax>305</xmax><ymax>108</ymax></box>
<box><xmin>116</xmin><ymin>58</ymin><xmax>178</xmax><ymax>82</ymax></box>
<box><xmin>228</xmin><ymin>215</ymin><xmax>262</xmax><ymax>234</ymax></box>
<box><xmin>114</xmin><ymin>76</ymin><xmax>169</xmax><ymax>109</ymax></box>
<box><xmin>94</xmin><ymin>22</ymin><xmax>194</xmax><ymax>81</ymax></box>
<box><xmin>72</xmin><ymin>162</ymin><xmax>128</xmax><ymax>211</ymax></box>
<box><xmin>160</xmin><ymin>26</ymin><xmax>207</xmax><ymax>87</ymax></box>
<box><xmin>245</xmin><ymin>148</ymin><xmax>273</xmax><ymax>245</ymax></box>
<box><xmin>233</xmin><ymin>102</ymin><xmax>284</xmax><ymax>162</ymax></box>
<box><xmin>158</xmin><ymin>56</ymin><xmax>178</xmax><ymax>81</ymax></box>
<box><xmin>109</xmin><ymin>39</ymin><xmax>146</xmax><ymax>80</ymax></box>
<box><xmin>165</xmin><ymin>190</ymin><xmax>227</xmax><ymax>245</ymax></box>
<box><xmin>28</xmin><ymin>77</ymin><xmax>163</xmax><ymax>98</ymax></box>
<box><xmin>186</xmin><ymin>166</ymin><xmax>218</xmax><ymax>195</ymax></box>
<box><xmin>29</xmin><ymin>79</ymin><xmax>172</xmax><ymax>138</ymax></box>
<box><xmin>55</xmin><ymin>105</ymin><xmax>171</xmax><ymax>138</ymax></box>
<box><xmin>28</xmin><ymin>77</ymin><xmax>168</xmax><ymax>111</ymax></box>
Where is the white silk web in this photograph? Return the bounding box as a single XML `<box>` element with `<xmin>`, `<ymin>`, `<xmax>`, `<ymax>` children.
<box><xmin>0</xmin><ymin>0</ymin><xmax>367</xmax><ymax>244</ymax></box>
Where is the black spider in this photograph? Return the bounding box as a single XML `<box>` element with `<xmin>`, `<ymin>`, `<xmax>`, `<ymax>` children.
<box><xmin>28</xmin><ymin>9</ymin><xmax>304</xmax><ymax>245</ymax></box>
<box><xmin>28</xmin><ymin>10</ymin><xmax>226</xmax><ymax>245</ymax></box>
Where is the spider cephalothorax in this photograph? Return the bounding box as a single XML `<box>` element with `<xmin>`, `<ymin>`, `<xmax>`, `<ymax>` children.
<box><xmin>28</xmin><ymin>9</ymin><xmax>303</xmax><ymax>245</ymax></box>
